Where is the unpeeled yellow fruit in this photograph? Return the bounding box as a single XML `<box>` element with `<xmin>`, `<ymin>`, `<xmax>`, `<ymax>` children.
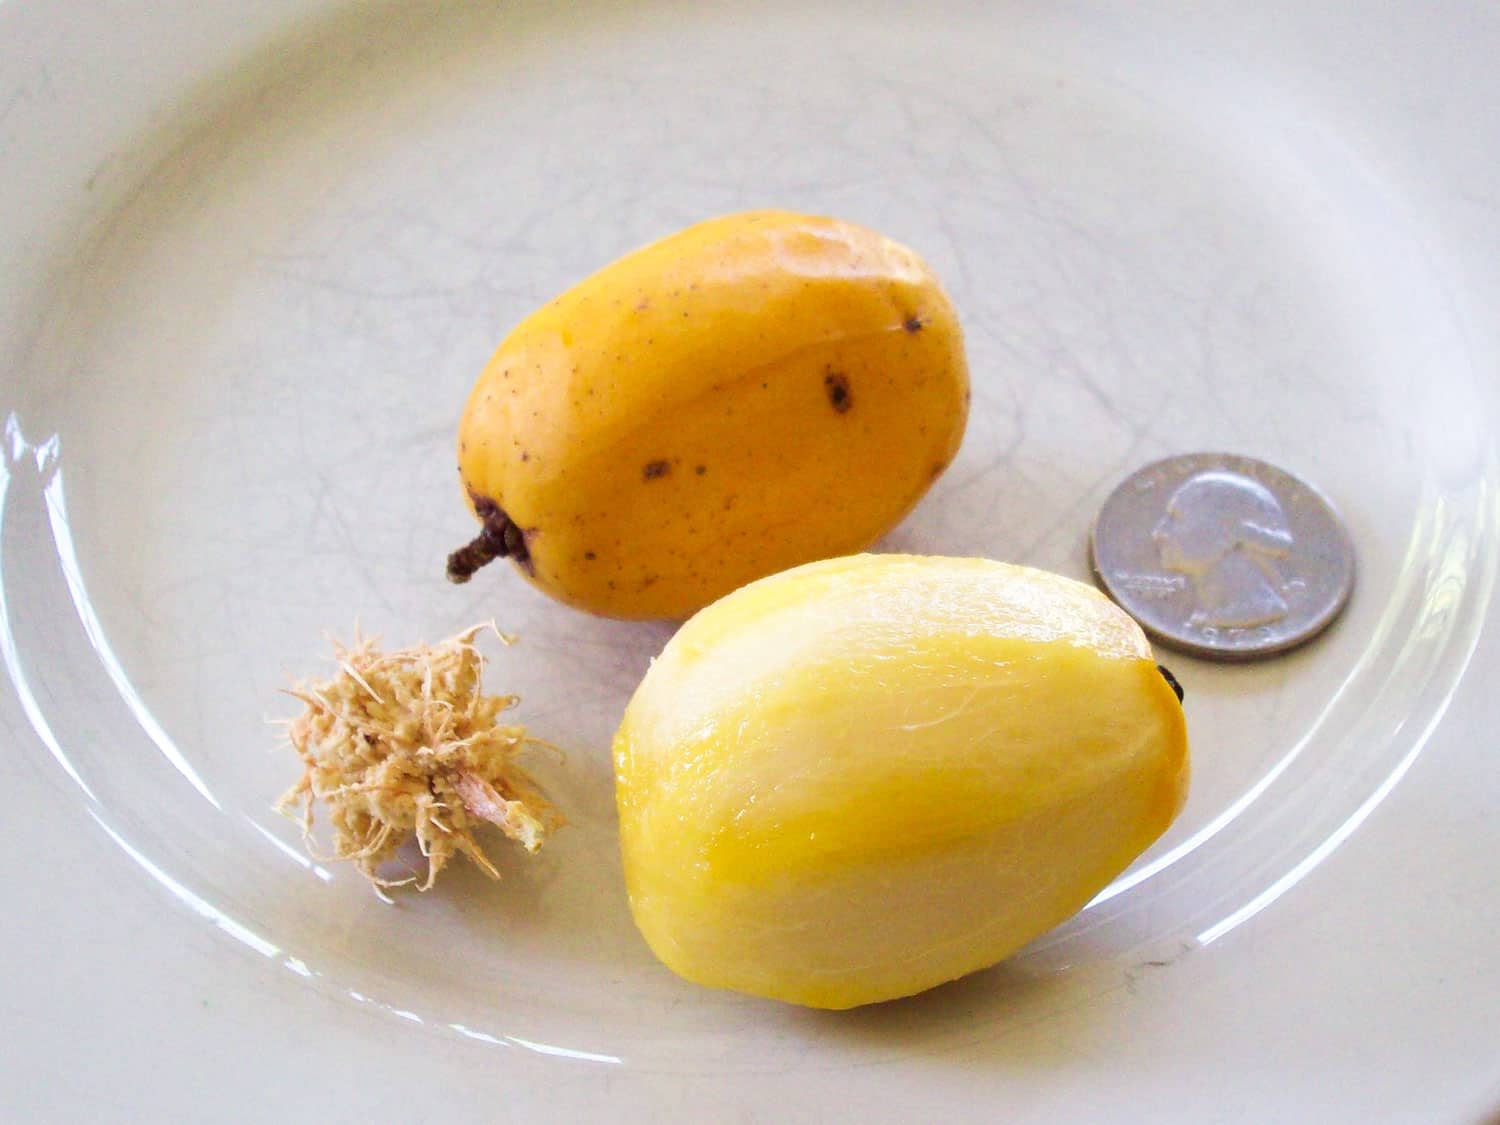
<box><xmin>613</xmin><ymin>554</ymin><xmax>1189</xmax><ymax>1009</ymax></box>
<box><xmin>449</xmin><ymin>210</ymin><xmax>968</xmax><ymax>619</ymax></box>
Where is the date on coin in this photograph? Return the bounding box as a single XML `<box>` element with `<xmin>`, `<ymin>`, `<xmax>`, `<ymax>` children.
<box><xmin>1090</xmin><ymin>453</ymin><xmax>1355</xmax><ymax>660</ymax></box>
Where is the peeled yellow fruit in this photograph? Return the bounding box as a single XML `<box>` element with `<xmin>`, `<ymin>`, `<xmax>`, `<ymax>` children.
<box><xmin>613</xmin><ymin>554</ymin><xmax>1190</xmax><ymax>1009</ymax></box>
<box><xmin>448</xmin><ymin>210</ymin><xmax>969</xmax><ymax>619</ymax></box>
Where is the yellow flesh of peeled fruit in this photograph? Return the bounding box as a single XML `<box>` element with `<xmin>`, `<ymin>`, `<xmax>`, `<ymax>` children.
<box><xmin>613</xmin><ymin>554</ymin><xmax>1190</xmax><ymax>1009</ymax></box>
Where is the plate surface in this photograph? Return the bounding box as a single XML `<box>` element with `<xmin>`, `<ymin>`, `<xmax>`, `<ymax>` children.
<box><xmin>3</xmin><ymin>2</ymin><xmax>1498</xmax><ymax>1120</ymax></box>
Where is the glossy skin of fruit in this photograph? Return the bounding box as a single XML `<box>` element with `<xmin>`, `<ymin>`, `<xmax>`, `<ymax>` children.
<box><xmin>613</xmin><ymin>554</ymin><xmax>1190</xmax><ymax>1009</ymax></box>
<box><xmin>451</xmin><ymin>211</ymin><xmax>969</xmax><ymax>619</ymax></box>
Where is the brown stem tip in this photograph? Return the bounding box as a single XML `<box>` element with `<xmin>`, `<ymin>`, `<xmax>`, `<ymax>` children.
<box><xmin>1157</xmin><ymin>664</ymin><xmax>1184</xmax><ymax>703</ymax></box>
<box><xmin>447</xmin><ymin>497</ymin><xmax>528</xmax><ymax>583</ymax></box>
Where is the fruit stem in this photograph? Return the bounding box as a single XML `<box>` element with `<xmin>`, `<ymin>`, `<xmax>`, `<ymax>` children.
<box><xmin>1156</xmin><ymin>664</ymin><xmax>1184</xmax><ymax>703</ymax></box>
<box><xmin>446</xmin><ymin>497</ymin><xmax>528</xmax><ymax>583</ymax></box>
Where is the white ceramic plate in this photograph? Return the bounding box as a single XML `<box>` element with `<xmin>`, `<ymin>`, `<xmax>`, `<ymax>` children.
<box><xmin>4</xmin><ymin>2</ymin><xmax>1498</xmax><ymax>1120</ymax></box>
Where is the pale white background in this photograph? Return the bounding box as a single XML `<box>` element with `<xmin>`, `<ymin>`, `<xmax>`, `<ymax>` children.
<box><xmin>3</xmin><ymin>2</ymin><xmax>1498</xmax><ymax>1120</ymax></box>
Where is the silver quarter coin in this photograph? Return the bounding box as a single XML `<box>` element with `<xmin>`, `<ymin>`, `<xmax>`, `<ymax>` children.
<box><xmin>1090</xmin><ymin>453</ymin><xmax>1355</xmax><ymax>660</ymax></box>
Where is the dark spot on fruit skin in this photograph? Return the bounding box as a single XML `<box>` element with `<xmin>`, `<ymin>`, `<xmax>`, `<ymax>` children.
<box><xmin>904</xmin><ymin>315</ymin><xmax>924</xmax><ymax>333</ymax></box>
<box><xmin>643</xmin><ymin>460</ymin><xmax>671</xmax><ymax>480</ymax></box>
<box><xmin>695</xmin><ymin>465</ymin><xmax>706</xmax><ymax>475</ymax></box>
<box><xmin>930</xmin><ymin>461</ymin><xmax>947</xmax><ymax>479</ymax></box>
<box><xmin>584</xmin><ymin>551</ymin><xmax>596</xmax><ymax>560</ymax></box>
<box><xmin>520</xmin><ymin>450</ymin><xmax>530</xmax><ymax>462</ymax></box>
<box><xmin>824</xmin><ymin>370</ymin><xmax>852</xmax><ymax>413</ymax></box>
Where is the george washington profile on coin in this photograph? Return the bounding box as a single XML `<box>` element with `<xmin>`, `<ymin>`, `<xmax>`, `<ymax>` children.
<box><xmin>1091</xmin><ymin>453</ymin><xmax>1354</xmax><ymax>659</ymax></box>
<box><xmin>1150</xmin><ymin>470</ymin><xmax>1295</xmax><ymax>629</ymax></box>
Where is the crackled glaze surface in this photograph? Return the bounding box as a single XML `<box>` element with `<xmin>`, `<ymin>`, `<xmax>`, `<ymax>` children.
<box><xmin>1</xmin><ymin>1</ymin><xmax>1497</xmax><ymax>1120</ymax></box>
